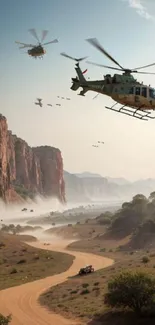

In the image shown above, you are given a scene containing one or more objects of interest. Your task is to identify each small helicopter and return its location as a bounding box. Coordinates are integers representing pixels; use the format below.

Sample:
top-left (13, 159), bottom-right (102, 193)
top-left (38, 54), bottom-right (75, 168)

top-left (15, 29), bottom-right (58, 58)
top-left (35, 98), bottom-right (43, 107)
top-left (61, 39), bottom-right (155, 121)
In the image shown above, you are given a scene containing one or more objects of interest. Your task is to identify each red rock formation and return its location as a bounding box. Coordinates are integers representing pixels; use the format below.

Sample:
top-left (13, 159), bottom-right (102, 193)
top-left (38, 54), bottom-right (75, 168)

top-left (0, 115), bottom-right (66, 204)
top-left (33, 146), bottom-right (66, 203)
top-left (13, 136), bottom-right (43, 194)
top-left (0, 115), bottom-right (11, 201)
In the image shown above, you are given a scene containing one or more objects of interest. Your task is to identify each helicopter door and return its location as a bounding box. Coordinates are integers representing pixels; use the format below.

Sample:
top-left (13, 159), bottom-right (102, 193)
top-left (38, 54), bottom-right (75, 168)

top-left (141, 87), bottom-right (147, 98)
top-left (135, 87), bottom-right (140, 95)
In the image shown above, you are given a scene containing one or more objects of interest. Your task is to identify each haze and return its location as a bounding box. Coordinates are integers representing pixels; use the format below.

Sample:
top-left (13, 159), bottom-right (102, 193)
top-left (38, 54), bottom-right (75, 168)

top-left (1, 0), bottom-right (155, 180)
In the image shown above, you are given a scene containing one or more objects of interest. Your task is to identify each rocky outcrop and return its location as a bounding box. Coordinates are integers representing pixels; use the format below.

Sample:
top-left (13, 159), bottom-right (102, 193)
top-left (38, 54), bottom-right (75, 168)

top-left (0, 114), bottom-right (65, 203)
top-left (33, 146), bottom-right (65, 203)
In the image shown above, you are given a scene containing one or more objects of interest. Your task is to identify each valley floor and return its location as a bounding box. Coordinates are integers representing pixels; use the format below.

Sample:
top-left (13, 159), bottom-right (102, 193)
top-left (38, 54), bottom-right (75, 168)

top-left (39, 235), bottom-right (155, 324)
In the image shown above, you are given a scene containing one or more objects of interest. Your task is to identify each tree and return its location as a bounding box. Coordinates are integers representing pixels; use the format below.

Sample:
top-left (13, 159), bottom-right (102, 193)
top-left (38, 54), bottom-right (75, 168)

top-left (132, 194), bottom-right (148, 202)
top-left (104, 271), bottom-right (155, 314)
top-left (0, 314), bottom-right (11, 325)
top-left (149, 191), bottom-right (155, 201)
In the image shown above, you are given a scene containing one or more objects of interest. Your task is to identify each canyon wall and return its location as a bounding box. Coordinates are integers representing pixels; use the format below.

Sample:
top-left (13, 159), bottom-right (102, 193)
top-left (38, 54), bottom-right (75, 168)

top-left (0, 114), bottom-right (65, 203)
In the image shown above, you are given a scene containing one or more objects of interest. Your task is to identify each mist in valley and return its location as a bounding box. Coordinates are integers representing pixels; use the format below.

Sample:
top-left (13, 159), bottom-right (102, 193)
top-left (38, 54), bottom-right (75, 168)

top-left (0, 191), bottom-right (123, 242)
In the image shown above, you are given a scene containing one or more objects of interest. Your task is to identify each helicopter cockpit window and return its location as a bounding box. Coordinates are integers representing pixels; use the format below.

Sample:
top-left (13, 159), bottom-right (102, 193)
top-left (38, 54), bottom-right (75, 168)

top-left (142, 87), bottom-right (147, 98)
top-left (135, 87), bottom-right (140, 95)
top-left (149, 88), bottom-right (155, 99)
top-left (129, 87), bottom-right (134, 94)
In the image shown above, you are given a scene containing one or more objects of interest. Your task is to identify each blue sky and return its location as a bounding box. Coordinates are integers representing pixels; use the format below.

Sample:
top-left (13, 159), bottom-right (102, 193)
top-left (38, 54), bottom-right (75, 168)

top-left (1, 0), bottom-right (155, 180)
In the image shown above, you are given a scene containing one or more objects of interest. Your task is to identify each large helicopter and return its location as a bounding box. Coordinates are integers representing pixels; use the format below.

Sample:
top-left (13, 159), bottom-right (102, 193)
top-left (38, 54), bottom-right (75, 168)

top-left (15, 29), bottom-right (58, 58)
top-left (61, 39), bottom-right (155, 121)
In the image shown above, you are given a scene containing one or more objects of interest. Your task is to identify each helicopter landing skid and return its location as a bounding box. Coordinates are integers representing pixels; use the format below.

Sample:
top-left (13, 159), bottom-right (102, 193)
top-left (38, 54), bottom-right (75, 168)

top-left (105, 103), bottom-right (155, 121)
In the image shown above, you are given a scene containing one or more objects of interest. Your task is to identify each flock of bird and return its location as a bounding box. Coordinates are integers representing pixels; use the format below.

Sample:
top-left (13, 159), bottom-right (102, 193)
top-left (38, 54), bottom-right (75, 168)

top-left (92, 141), bottom-right (104, 148)
top-left (35, 96), bottom-right (71, 107)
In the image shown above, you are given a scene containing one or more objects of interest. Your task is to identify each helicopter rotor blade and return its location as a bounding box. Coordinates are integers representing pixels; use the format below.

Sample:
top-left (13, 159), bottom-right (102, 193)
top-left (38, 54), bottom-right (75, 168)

top-left (43, 39), bottom-right (58, 45)
top-left (86, 60), bottom-right (123, 71)
top-left (41, 30), bottom-right (49, 43)
top-left (133, 62), bottom-right (155, 71)
top-left (15, 41), bottom-right (34, 48)
top-left (132, 71), bottom-right (155, 75)
top-left (28, 28), bottom-right (40, 43)
top-left (86, 38), bottom-right (124, 70)
top-left (60, 52), bottom-right (88, 62)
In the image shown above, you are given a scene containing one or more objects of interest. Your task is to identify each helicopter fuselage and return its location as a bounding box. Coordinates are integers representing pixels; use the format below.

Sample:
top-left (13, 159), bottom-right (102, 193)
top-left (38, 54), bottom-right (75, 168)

top-left (28, 45), bottom-right (46, 57)
top-left (72, 66), bottom-right (155, 110)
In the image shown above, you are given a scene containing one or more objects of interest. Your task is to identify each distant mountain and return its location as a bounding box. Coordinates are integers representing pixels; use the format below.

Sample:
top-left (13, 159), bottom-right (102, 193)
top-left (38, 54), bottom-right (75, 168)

top-left (106, 177), bottom-right (130, 185)
top-left (64, 171), bottom-right (155, 203)
top-left (75, 172), bottom-right (103, 178)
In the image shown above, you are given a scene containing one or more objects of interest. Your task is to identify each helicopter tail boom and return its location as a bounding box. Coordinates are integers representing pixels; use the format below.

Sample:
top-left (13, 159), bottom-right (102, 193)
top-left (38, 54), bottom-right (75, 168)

top-left (70, 63), bottom-right (88, 95)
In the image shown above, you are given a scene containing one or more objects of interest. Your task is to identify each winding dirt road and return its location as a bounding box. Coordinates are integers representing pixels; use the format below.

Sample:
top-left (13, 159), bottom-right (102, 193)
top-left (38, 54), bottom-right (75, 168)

top-left (0, 239), bottom-right (114, 325)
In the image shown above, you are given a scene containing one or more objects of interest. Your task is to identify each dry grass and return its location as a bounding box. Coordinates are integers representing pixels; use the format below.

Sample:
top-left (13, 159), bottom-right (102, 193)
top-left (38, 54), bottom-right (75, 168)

top-left (0, 231), bottom-right (74, 290)
top-left (45, 221), bottom-right (107, 240)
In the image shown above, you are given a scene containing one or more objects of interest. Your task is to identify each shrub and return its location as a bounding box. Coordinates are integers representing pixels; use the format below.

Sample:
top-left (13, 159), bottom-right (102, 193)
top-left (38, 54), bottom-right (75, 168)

top-left (104, 271), bottom-right (155, 314)
top-left (82, 283), bottom-right (89, 288)
top-left (0, 314), bottom-right (11, 325)
top-left (80, 289), bottom-right (90, 295)
top-left (10, 268), bottom-right (17, 274)
top-left (94, 282), bottom-right (99, 286)
top-left (142, 256), bottom-right (149, 264)
top-left (0, 242), bottom-right (5, 248)
top-left (100, 248), bottom-right (106, 252)
top-left (17, 259), bottom-right (26, 264)
top-left (70, 290), bottom-right (78, 294)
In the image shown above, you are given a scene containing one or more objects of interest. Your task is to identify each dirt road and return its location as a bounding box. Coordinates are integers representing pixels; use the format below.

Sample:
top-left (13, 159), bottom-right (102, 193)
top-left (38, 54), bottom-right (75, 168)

top-left (0, 238), bottom-right (114, 325)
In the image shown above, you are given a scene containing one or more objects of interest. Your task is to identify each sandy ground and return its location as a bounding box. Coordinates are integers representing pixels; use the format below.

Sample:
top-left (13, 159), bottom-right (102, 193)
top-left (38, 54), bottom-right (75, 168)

top-left (0, 238), bottom-right (114, 325)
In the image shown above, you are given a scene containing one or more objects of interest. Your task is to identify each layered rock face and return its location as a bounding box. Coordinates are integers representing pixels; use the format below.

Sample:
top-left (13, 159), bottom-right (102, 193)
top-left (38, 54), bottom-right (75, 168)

top-left (33, 146), bottom-right (65, 202)
top-left (0, 115), bottom-right (65, 203)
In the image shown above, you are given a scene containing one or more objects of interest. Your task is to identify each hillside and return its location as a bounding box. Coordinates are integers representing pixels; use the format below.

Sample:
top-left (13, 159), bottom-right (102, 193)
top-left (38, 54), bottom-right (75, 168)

top-left (64, 170), bottom-right (155, 203)
top-left (0, 231), bottom-right (74, 290)
top-left (0, 114), bottom-right (65, 204)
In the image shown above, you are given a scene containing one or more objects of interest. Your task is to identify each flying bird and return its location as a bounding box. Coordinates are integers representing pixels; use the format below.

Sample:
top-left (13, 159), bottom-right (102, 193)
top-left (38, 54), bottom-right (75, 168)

top-left (35, 98), bottom-right (43, 107)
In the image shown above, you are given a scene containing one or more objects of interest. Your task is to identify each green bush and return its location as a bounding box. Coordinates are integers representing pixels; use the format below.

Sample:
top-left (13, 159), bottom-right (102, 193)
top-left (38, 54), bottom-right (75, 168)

top-left (14, 184), bottom-right (35, 200)
top-left (104, 271), bottom-right (155, 313)
top-left (0, 314), bottom-right (11, 325)
top-left (142, 256), bottom-right (150, 264)
top-left (80, 289), bottom-right (90, 295)
top-left (82, 283), bottom-right (89, 288)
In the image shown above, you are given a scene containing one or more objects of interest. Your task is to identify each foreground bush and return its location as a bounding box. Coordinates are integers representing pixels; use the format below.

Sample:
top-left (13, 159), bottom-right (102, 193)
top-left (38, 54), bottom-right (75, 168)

top-left (104, 271), bottom-right (155, 314)
top-left (0, 314), bottom-right (11, 325)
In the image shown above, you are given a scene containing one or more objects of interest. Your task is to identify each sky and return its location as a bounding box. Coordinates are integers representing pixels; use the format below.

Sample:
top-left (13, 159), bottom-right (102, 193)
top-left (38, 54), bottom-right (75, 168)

top-left (1, 0), bottom-right (155, 181)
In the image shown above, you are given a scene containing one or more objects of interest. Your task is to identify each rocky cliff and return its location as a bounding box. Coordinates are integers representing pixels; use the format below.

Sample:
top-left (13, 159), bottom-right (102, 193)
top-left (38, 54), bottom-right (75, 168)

top-left (0, 114), bottom-right (65, 203)
top-left (64, 171), bottom-right (155, 203)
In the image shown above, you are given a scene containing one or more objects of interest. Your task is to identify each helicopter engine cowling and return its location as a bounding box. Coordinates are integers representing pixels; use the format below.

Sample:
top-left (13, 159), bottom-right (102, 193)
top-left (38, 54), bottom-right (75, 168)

top-left (71, 78), bottom-right (80, 91)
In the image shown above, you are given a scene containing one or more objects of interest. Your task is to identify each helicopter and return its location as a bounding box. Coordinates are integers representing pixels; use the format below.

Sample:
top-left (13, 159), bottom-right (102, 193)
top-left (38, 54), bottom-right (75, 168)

top-left (61, 39), bottom-right (155, 121)
top-left (35, 98), bottom-right (43, 107)
top-left (15, 29), bottom-right (58, 58)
